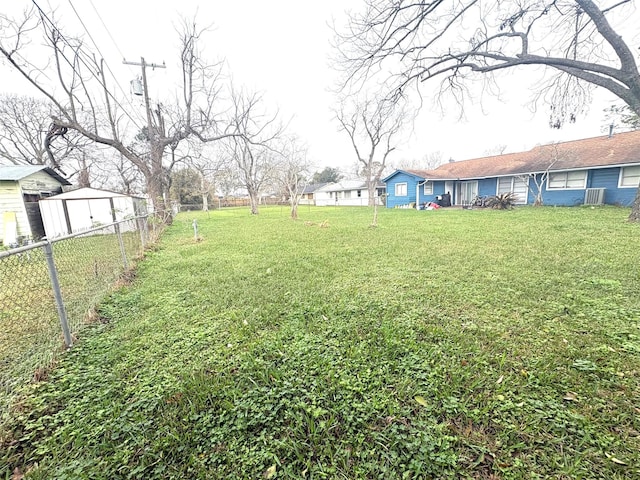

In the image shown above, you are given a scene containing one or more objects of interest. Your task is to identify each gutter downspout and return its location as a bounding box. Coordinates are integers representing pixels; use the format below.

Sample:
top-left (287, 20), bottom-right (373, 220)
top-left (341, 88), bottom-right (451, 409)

top-left (416, 180), bottom-right (427, 210)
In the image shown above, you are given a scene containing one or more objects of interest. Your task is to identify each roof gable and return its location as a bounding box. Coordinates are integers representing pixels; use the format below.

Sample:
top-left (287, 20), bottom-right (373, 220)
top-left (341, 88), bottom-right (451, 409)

top-left (42, 187), bottom-right (142, 200)
top-left (0, 165), bottom-right (71, 185)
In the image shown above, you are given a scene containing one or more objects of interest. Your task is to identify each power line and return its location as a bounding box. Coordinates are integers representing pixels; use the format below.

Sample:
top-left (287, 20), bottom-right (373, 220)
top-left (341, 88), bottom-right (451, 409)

top-left (30, 0), bottom-right (145, 133)
top-left (67, 0), bottom-right (147, 129)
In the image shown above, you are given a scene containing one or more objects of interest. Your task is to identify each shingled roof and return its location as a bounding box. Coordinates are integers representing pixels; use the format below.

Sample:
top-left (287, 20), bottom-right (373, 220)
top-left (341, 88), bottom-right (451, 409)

top-left (406, 130), bottom-right (640, 180)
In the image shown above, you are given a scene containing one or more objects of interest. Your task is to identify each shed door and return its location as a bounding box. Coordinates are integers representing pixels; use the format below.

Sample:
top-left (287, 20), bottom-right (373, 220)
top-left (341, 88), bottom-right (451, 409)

top-left (23, 194), bottom-right (45, 240)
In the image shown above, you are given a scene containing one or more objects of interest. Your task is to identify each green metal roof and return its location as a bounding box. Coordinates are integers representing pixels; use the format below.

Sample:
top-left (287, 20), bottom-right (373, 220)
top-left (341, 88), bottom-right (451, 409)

top-left (0, 165), bottom-right (71, 185)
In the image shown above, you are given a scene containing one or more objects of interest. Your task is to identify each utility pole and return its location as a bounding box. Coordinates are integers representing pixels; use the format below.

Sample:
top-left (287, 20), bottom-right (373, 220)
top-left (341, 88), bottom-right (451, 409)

top-left (123, 58), bottom-right (166, 136)
top-left (123, 57), bottom-right (167, 216)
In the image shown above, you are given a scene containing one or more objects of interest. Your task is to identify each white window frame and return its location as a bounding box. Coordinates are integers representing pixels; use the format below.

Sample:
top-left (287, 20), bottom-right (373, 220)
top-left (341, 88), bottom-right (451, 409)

top-left (619, 166), bottom-right (640, 188)
top-left (423, 182), bottom-right (433, 195)
top-left (395, 182), bottom-right (408, 196)
top-left (344, 190), bottom-right (351, 199)
top-left (547, 170), bottom-right (587, 190)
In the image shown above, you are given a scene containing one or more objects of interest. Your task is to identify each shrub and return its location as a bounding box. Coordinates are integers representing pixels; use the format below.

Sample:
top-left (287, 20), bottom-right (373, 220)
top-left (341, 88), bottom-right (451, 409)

top-left (485, 192), bottom-right (518, 210)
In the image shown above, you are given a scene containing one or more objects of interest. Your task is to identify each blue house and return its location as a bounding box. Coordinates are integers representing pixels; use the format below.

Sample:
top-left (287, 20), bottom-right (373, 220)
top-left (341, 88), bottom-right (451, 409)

top-left (383, 130), bottom-right (640, 208)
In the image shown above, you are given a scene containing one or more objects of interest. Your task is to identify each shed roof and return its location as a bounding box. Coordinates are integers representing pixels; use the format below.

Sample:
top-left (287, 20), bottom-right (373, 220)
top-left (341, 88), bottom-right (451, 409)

top-left (302, 183), bottom-right (329, 194)
top-left (0, 165), bottom-right (71, 185)
top-left (41, 187), bottom-right (143, 200)
top-left (395, 130), bottom-right (640, 181)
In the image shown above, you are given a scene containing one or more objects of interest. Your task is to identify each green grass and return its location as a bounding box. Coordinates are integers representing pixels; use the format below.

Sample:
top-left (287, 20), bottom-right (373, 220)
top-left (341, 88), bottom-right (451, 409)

top-left (2, 206), bottom-right (639, 479)
top-left (0, 229), bottom-right (145, 426)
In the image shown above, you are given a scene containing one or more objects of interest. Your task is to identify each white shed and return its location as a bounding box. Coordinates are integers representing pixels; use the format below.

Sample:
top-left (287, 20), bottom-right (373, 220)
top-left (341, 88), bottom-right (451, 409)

top-left (39, 187), bottom-right (147, 238)
top-left (0, 165), bottom-right (70, 245)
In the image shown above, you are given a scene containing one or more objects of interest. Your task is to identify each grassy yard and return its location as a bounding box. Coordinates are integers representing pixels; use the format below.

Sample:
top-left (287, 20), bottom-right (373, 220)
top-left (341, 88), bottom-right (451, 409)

top-left (2, 205), bottom-right (639, 479)
top-left (0, 230), bottom-right (143, 422)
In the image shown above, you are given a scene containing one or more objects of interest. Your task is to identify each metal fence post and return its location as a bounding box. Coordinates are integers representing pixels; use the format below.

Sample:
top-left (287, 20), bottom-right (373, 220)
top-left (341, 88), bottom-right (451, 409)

top-left (43, 240), bottom-right (73, 348)
top-left (138, 216), bottom-right (146, 251)
top-left (115, 222), bottom-right (128, 269)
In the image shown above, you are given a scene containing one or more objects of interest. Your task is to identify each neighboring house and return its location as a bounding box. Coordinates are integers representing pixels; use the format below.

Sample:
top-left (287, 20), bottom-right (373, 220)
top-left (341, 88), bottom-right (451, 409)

top-left (315, 180), bottom-right (386, 206)
top-left (383, 130), bottom-right (640, 208)
top-left (299, 183), bottom-right (328, 205)
top-left (39, 187), bottom-right (147, 238)
top-left (0, 165), bottom-right (70, 245)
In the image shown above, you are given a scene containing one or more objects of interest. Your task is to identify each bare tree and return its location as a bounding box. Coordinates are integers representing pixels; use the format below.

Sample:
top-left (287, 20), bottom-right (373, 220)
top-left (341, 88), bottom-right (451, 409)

top-left (337, 0), bottom-right (640, 221)
top-left (278, 136), bottom-right (311, 220)
top-left (393, 151), bottom-right (444, 171)
top-left (184, 142), bottom-right (230, 211)
top-left (518, 143), bottom-right (574, 206)
top-left (483, 145), bottom-right (508, 156)
top-left (336, 96), bottom-right (406, 225)
top-left (0, 94), bottom-right (93, 174)
top-left (0, 10), bottom-right (252, 222)
top-left (228, 88), bottom-right (282, 215)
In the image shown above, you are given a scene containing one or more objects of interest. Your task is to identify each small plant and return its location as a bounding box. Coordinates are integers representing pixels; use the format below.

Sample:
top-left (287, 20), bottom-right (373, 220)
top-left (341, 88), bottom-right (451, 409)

top-left (485, 192), bottom-right (518, 210)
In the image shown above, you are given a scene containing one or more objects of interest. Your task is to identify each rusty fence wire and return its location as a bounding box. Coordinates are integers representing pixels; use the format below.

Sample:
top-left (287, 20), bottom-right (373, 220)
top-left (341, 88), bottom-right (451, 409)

top-left (0, 216), bottom-right (157, 425)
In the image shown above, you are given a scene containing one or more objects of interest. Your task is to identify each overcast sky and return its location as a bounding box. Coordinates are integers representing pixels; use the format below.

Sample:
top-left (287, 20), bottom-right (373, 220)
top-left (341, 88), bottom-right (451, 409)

top-left (1, 0), bottom-right (633, 174)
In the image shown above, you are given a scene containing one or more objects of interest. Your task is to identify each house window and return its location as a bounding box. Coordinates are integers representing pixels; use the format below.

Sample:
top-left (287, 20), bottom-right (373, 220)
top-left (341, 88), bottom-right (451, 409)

top-left (497, 176), bottom-right (528, 204)
top-left (344, 190), bottom-right (351, 199)
top-left (357, 190), bottom-right (362, 197)
top-left (395, 182), bottom-right (407, 196)
top-left (548, 171), bottom-right (586, 189)
top-left (423, 182), bottom-right (433, 195)
top-left (620, 166), bottom-right (640, 188)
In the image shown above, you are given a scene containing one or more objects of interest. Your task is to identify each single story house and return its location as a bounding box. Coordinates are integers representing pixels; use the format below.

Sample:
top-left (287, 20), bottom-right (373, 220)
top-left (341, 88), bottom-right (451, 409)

top-left (315, 180), bottom-right (386, 206)
top-left (1, 165), bottom-right (70, 245)
top-left (299, 183), bottom-right (328, 205)
top-left (383, 130), bottom-right (640, 208)
top-left (39, 187), bottom-right (147, 238)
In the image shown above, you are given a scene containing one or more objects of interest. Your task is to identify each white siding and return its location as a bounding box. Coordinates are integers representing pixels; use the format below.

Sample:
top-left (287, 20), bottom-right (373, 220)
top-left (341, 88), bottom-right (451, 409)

top-left (0, 181), bottom-right (31, 241)
top-left (18, 171), bottom-right (64, 193)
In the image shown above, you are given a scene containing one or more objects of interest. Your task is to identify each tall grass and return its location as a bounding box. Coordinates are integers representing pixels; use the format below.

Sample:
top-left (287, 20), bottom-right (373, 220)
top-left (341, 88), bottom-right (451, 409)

top-left (2, 206), bottom-right (639, 479)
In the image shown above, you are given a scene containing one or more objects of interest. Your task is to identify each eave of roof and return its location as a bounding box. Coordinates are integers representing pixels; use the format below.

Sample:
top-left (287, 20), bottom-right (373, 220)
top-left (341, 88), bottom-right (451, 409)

top-left (426, 130), bottom-right (640, 180)
top-left (0, 165), bottom-right (71, 185)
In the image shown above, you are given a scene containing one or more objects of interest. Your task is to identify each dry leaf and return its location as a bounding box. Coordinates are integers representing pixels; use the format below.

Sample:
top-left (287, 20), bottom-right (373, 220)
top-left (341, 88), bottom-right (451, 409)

top-left (605, 452), bottom-right (627, 465)
top-left (496, 375), bottom-right (504, 384)
top-left (563, 392), bottom-right (578, 402)
top-left (264, 464), bottom-right (277, 478)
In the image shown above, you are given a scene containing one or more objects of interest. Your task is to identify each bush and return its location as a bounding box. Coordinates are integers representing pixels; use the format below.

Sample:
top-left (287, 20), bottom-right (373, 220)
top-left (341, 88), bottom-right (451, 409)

top-left (485, 192), bottom-right (518, 209)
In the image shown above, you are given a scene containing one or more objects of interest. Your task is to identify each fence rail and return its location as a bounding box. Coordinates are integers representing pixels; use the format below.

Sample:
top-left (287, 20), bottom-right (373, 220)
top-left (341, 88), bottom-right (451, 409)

top-left (0, 215), bottom-right (156, 424)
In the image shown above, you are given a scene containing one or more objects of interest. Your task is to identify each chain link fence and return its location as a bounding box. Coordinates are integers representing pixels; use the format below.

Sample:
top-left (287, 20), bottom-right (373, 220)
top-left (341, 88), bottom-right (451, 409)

top-left (0, 216), bottom-right (157, 425)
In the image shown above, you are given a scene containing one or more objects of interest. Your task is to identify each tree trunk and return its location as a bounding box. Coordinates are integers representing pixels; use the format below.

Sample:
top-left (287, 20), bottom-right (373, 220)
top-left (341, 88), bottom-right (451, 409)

top-left (146, 173), bottom-right (168, 220)
top-left (290, 202), bottom-right (298, 220)
top-left (367, 182), bottom-right (376, 207)
top-left (77, 154), bottom-right (91, 188)
top-left (202, 194), bottom-right (209, 211)
top-left (248, 187), bottom-right (260, 215)
top-left (629, 187), bottom-right (640, 222)
top-left (371, 201), bottom-right (379, 227)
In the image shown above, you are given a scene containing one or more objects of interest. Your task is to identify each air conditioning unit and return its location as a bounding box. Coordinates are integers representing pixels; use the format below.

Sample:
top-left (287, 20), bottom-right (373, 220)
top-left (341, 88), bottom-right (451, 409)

top-left (584, 188), bottom-right (605, 205)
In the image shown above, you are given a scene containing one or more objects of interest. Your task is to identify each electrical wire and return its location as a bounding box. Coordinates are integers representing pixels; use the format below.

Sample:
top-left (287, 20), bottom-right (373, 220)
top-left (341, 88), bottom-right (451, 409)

top-left (68, 0), bottom-right (148, 128)
top-left (30, 0), bottom-right (146, 132)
